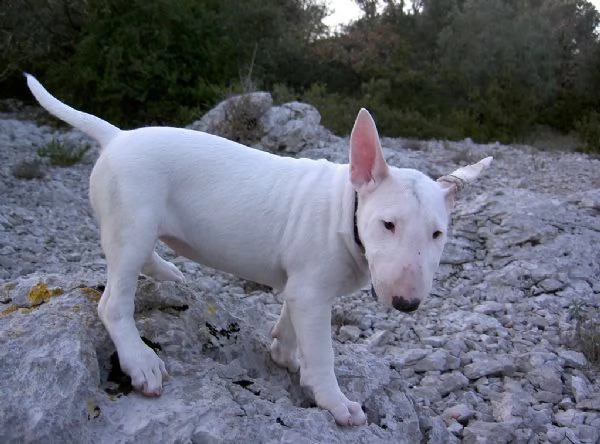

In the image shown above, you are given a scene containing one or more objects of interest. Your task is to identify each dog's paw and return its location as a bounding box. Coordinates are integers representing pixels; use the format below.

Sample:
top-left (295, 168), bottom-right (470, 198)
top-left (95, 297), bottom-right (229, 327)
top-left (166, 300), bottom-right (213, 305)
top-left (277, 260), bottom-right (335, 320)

top-left (120, 344), bottom-right (169, 396)
top-left (143, 255), bottom-right (186, 283)
top-left (166, 264), bottom-right (186, 283)
top-left (270, 339), bottom-right (300, 373)
top-left (319, 394), bottom-right (367, 427)
top-left (330, 399), bottom-right (367, 426)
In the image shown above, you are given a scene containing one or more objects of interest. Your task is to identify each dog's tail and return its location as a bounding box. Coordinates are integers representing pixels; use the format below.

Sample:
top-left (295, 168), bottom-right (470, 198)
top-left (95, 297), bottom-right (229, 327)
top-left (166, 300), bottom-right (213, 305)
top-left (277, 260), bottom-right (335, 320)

top-left (24, 73), bottom-right (120, 148)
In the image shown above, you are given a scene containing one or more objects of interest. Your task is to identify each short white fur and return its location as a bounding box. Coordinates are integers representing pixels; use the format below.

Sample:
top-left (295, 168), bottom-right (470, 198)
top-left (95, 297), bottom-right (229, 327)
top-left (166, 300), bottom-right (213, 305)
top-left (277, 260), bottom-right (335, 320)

top-left (25, 73), bottom-right (492, 426)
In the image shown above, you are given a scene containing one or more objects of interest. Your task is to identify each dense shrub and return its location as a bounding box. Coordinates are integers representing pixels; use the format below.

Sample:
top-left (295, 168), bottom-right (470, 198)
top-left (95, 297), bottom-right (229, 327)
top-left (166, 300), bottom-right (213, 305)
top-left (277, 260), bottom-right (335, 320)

top-left (575, 111), bottom-right (600, 153)
top-left (2, 0), bottom-right (600, 147)
top-left (1, 0), bottom-right (326, 126)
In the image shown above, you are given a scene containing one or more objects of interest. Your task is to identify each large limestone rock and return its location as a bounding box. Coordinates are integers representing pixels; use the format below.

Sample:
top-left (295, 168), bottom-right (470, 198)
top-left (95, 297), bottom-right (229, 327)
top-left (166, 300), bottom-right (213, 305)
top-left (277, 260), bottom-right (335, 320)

top-left (187, 93), bottom-right (337, 153)
top-left (1, 103), bottom-right (599, 443)
top-left (0, 274), bottom-right (423, 443)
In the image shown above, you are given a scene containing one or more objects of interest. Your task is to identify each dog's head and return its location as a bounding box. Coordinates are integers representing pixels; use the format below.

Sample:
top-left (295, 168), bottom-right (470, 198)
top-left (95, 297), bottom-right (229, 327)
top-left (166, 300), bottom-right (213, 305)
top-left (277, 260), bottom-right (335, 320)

top-left (350, 109), bottom-right (492, 312)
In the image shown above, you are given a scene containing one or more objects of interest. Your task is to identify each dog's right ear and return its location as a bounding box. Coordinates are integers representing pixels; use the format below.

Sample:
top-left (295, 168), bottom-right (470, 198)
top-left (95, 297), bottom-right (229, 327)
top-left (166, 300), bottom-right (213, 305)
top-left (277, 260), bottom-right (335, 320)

top-left (437, 156), bottom-right (493, 212)
top-left (349, 108), bottom-right (389, 190)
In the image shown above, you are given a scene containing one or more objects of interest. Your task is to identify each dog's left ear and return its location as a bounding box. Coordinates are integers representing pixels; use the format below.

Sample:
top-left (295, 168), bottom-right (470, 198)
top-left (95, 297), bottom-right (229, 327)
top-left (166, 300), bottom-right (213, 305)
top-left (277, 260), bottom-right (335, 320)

top-left (438, 157), bottom-right (493, 211)
top-left (349, 108), bottom-right (389, 190)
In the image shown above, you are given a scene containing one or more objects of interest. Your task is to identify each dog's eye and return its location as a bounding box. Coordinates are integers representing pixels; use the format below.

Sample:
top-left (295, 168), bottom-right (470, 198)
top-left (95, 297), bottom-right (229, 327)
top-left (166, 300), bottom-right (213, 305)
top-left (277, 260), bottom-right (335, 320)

top-left (433, 230), bottom-right (443, 239)
top-left (383, 221), bottom-right (395, 232)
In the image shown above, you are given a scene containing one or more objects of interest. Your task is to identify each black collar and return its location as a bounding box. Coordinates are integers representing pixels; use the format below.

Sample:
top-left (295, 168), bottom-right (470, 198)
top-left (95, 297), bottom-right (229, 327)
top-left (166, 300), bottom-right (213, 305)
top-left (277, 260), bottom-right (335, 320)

top-left (353, 192), bottom-right (364, 253)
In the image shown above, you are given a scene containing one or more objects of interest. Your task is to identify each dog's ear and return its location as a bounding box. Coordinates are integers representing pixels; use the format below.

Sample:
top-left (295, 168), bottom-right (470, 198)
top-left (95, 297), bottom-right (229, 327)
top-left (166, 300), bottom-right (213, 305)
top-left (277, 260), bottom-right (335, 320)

top-left (349, 108), bottom-right (389, 189)
top-left (437, 156), bottom-right (493, 211)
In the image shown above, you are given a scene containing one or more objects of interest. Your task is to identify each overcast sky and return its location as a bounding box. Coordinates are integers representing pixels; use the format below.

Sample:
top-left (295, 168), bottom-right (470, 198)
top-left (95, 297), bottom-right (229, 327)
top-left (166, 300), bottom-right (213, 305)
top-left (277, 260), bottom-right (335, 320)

top-left (324, 0), bottom-right (362, 28)
top-left (324, 0), bottom-right (600, 28)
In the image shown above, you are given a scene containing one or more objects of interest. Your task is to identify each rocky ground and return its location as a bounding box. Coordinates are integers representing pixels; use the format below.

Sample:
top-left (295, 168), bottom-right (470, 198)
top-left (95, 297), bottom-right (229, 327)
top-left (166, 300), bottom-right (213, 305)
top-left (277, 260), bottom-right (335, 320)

top-left (1, 98), bottom-right (599, 443)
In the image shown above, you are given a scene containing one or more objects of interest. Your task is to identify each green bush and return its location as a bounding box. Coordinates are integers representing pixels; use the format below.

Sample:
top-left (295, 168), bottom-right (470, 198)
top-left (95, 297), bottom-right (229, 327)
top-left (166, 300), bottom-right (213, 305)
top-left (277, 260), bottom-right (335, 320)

top-left (568, 300), bottom-right (600, 365)
top-left (45, 0), bottom-right (228, 126)
top-left (36, 138), bottom-right (90, 166)
top-left (300, 83), bottom-right (361, 136)
top-left (212, 94), bottom-right (267, 146)
top-left (575, 111), bottom-right (600, 153)
top-left (12, 158), bottom-right (46, 179)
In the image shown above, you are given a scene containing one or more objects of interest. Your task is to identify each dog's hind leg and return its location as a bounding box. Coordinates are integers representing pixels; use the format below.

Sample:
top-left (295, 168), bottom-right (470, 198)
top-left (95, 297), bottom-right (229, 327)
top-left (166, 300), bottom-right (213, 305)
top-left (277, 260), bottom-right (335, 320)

top-left (270, 301), bottom-right (300, 373)
top-left (142, 251), bottom-right (185, 283)
top-left (97, 217), bottom-right (169, 396)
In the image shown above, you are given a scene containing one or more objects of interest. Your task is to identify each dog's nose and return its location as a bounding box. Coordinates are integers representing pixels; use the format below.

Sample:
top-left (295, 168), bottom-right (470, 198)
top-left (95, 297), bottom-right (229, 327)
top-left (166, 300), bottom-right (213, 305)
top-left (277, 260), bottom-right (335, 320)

top-left (392, 296), bottom-right (420, 313)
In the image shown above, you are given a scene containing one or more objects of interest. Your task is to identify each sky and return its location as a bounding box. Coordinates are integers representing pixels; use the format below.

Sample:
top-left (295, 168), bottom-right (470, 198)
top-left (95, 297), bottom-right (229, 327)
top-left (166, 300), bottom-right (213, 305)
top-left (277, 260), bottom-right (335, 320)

top-left (323, 0), bottom-right (362, 28)
top-left (324, 0), bottom-right (600, 28)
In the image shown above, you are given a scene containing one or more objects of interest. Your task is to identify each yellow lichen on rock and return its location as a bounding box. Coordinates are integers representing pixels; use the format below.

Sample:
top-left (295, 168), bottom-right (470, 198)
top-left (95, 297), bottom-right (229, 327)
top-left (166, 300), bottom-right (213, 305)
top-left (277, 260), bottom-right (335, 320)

top-left (0, 304), bottom-right (18, 317)
top-left (79, 287), bottom-right (102, 302)
top-left (27, 282), bottom-right (64, 306)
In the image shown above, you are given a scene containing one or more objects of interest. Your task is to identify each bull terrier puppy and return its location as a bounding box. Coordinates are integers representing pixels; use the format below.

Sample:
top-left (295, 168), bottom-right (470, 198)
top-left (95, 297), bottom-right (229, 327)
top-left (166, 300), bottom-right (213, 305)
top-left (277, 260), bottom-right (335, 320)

top-left (26, 74), bottom-right (492, 426)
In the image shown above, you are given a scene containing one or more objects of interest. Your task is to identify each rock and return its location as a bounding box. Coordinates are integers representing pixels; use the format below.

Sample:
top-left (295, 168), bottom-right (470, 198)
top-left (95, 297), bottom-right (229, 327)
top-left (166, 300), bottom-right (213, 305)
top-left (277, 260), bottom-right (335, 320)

top-left (338, 324), bottom-right (361, 342)
top-left (577, 395), bottom-right (600, 411)
top-left (1, 103), bottom-right (600, 443)
top-left (554, 409), bottom-right (585, 427)
top-left (187, 96), bottom-right (337, 154)
top-left (527, 367), bottom-right (563, 395)
top-left (462, 421), bottom-right (517, 443)
top-left (413, 349), bottom-right (460, 372)
top-left (389, 348), bottom-right (431, 368)
top-left (463, 355), bottom-right (516, 380)
top-left (442, 403), bottom-right (475, 425)
top-left (260, 102), bottom-right (337, 153)
top-left (558, 350), bottom-right (588, 369)
top-left (568, 374), bottom-right (593, 404)
top-left (492, 392), bottom-right (530, 422)
top-left (0, 285), bottom-right (101, 443)
top-left (0, 274), bottom-right (421, 443)
top-left (187, 92), bottom-right (273, 136)
top-left (546, 425), bottom-right (567, 443)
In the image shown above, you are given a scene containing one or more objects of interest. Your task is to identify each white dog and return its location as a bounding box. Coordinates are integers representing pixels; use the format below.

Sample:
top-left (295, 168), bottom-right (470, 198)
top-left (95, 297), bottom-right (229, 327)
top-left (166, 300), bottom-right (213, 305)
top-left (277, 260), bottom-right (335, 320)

top-left (26, 74), bottom-right (491, 426)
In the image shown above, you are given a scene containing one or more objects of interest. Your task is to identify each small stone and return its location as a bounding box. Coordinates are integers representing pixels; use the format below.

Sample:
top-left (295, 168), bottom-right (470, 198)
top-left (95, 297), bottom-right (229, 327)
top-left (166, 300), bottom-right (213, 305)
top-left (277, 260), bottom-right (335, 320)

top-left (463, 356), bottom-right (516, 379)
top-left (389, 348), bottom-right (431, 368)
top-left (462, 421), bottom-right (517, 443)
top-left (422, 336), bottom-right (447, 347)
top-left (492, 392), bottom-right (529, 422)
top-left (526, 367), bottom-right (563, 394)
top-left (442, 404), bottom-right (475, 426)
top-left (365, 329), bottom-right (394, 348)
top-left (554, 409), bottom-right (585, 427)
top-left (438, 372), bottom-right (470, 396)
top-left (413, 349), bottom-right (460, 372)
top-left (338, 324), bottom-right (361, 342)
top-left (558, 350), bottom-right (588, 369)
top-left (447, 420), bottom-right (464, 437)
top-left (558, 397), bottom-right (575, 410)
top-left (546, 425), bottom-right (567, 443)
top-left (473, 301), bottom-right (504, 314)
top-left (576, 395), bottom-right (600, 411)
top-left (569, 374), bottom-right (592, 403)
top-left (577, 424), bottom-right (600, 443)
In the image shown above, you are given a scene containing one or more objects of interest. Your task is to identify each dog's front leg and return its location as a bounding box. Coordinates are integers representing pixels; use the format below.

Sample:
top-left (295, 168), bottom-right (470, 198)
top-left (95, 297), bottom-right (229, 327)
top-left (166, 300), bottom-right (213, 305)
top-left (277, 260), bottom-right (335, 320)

top-left (284, 286), bottom-right (367, 426)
